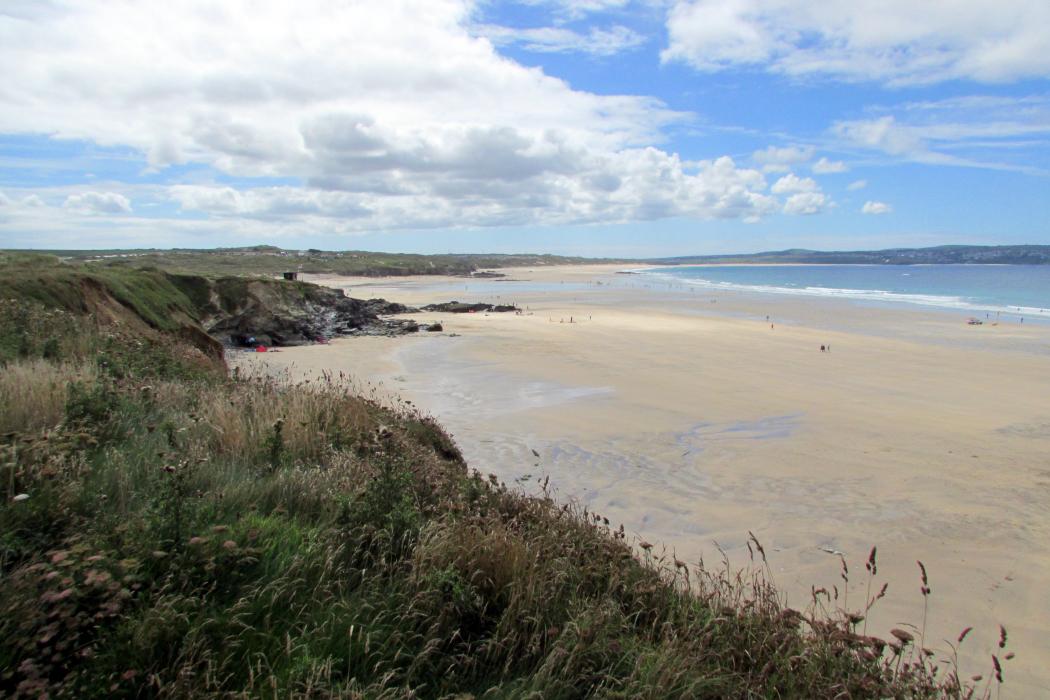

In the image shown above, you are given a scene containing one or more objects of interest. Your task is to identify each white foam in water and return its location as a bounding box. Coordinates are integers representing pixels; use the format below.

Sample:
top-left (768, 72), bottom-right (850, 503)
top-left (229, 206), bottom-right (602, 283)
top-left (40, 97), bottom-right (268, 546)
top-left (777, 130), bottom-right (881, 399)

top-left (639, 270), bottom-right (1050, 317)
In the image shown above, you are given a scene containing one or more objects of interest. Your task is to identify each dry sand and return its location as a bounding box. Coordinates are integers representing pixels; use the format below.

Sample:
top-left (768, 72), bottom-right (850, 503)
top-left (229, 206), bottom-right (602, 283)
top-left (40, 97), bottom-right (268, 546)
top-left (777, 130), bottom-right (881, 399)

top-left (237, 264), bottom-right (1050, 693)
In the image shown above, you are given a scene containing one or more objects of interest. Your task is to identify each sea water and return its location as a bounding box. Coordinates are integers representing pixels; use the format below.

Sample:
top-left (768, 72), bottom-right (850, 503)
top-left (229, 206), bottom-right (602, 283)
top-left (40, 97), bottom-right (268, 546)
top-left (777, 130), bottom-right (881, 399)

top-left (636, 265), bottom-right (1050, 318)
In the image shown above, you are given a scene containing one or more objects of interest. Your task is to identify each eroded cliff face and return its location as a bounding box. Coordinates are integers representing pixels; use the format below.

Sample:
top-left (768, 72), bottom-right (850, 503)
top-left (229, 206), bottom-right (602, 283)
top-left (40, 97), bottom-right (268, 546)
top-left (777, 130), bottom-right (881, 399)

top-left (164, 274), bottom-right (423, 348)
top-left (58, 274), bottom-right (226, 365)
top-left (0, 260), bottom-right (422, 361)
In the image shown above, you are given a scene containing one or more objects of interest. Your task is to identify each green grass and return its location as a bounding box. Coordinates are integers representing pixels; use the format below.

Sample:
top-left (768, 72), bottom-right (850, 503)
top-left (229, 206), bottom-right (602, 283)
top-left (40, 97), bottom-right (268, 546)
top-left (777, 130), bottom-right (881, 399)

top-left (0, 254), bottom-right (201, 332)
top-left (6, 246), bottom-right (629, 278)
top-left (0, 296), bottom-right (995, 698)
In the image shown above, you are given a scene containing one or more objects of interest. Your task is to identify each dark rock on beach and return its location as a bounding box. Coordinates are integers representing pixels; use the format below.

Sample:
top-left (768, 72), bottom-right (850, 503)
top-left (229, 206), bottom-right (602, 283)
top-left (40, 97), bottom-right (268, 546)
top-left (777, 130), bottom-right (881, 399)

top-left (421, 301), bottom-right (519, 313)
top-left (344, 318), bottom-right (421, 337)
top-left (194, 277), bottom-right (421, 347)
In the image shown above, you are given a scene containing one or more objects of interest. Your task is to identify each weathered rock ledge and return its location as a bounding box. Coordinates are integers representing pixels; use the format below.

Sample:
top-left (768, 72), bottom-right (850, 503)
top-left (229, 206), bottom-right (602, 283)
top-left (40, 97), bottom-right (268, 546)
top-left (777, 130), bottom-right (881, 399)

top-left (420, 301), bottom-right (519, 313)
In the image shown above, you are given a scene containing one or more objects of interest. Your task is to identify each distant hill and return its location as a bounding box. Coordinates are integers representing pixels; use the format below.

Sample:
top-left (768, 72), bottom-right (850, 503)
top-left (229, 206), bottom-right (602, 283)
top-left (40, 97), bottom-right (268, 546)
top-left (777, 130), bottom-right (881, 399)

top-left (652, 245), bottom-right (1050, 266)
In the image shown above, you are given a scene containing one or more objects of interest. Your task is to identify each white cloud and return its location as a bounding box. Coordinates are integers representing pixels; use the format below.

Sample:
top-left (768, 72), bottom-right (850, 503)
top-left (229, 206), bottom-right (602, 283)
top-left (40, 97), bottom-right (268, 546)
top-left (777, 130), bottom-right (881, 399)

top-left (752, 145), bottom-right (814, 172)
top-left (769, 173), bottom-right (829, 214)
top-left (169, 152), bottom-right (781, 229)
top-left (0, 0), bottom-right (817, 238)
top-left (0, 190), bottom-right (49, 216)
top-left (662, 0), bottom-right (1050, 85)
top-left (861, 200), bottom-right (892, 215)
top-left (62, 191), bottom-right (132, 215)
top-left (771, 173), bottom-right (818, 194)
top-left (847, 179), bottom-right (868, 191)
top-left (831, 95), bottom-right (1050, 172)
top-left (833, 116), bottom-right (928, 157)
top-left (783, 192), bottom-right (827, 216)
top-left (168, 186), bottom-right (370, 221)
top-left (811, 156), bottom-right (847, 174)
top-left (516, 0), bottom-right (632, 20)
top-left (478, 24), bottom-right (645, 56)
top-left (0, 0), bottom-right (831, 238)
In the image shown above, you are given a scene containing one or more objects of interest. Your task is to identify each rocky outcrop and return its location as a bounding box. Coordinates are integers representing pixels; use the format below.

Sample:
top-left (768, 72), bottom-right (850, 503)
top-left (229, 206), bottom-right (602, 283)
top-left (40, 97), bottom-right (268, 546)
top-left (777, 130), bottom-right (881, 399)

top-left (181, 276), bottom-right (422, 347)
top-left (420, 301), bottom-right (519, 313)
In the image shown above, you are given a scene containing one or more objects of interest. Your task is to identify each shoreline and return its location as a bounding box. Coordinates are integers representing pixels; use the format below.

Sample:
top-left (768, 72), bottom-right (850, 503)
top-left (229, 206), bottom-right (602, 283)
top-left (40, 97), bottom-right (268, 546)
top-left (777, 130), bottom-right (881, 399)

top-left (242, 264), bottom-right (1050, 694)
top-left (629, 266), bottom-right (1050, 321)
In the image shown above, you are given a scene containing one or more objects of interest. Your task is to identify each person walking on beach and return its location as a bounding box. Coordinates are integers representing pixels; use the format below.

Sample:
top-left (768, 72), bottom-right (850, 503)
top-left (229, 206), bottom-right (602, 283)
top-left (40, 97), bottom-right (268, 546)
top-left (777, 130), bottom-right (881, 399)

top-left (820, 345), bottom-right (825, 352)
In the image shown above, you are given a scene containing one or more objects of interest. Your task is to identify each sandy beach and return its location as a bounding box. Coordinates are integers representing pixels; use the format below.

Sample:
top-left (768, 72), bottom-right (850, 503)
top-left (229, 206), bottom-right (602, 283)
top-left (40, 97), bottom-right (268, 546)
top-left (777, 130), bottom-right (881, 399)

top-left (237, 264), bottom-right (1050, 694)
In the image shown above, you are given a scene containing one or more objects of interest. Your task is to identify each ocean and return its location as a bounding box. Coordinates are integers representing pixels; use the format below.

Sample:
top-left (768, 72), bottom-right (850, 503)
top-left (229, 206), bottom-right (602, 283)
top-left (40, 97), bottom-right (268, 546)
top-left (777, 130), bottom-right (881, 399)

top-left (635, 264), bottom-right (1050, 318)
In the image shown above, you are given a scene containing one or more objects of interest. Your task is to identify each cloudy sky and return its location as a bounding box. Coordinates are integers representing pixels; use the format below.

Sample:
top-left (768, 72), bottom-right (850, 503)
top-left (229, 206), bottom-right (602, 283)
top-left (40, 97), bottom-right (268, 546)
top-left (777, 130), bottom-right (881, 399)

top-left (1, 0), bottom-right (1048, 255)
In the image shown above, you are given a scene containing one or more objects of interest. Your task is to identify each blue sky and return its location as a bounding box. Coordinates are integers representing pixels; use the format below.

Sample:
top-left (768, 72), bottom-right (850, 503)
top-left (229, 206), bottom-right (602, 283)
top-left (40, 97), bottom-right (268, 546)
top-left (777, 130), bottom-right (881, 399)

top-left (0, 0), bottom-right (1048, 256)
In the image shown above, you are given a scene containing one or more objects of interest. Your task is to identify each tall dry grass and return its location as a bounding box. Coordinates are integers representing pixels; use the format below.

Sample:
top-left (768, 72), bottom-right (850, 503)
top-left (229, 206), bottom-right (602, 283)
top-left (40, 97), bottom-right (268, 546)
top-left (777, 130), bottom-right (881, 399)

top-left (189, 373), bottom-right (377, 466)
top-left (0, 359), bottom-right (96, 434)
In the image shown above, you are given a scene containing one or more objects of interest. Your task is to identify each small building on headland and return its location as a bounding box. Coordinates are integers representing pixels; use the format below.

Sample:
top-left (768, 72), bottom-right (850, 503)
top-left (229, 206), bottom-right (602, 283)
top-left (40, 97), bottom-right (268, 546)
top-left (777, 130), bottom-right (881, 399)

top-left (282, 271), bottom-right (299, 281)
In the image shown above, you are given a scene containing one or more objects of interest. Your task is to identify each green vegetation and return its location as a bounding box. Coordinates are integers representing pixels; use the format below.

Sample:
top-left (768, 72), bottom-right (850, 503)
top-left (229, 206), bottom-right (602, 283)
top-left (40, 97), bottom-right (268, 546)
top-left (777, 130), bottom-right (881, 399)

top-left (18, 246), bottom-right (624, 278)
top-left (0, 252), bottom-right (202, 333)
top-left (0, 264), bottom-right (999, 698)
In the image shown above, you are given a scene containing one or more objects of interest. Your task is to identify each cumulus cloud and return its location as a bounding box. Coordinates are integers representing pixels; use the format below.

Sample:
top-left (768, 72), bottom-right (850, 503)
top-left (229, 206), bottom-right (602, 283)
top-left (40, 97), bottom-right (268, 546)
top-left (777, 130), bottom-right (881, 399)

top-left (771, 173), bottom-right (818, 194)
top-left (752, 145), bottom-right (814, 173)
top-left (783, 192), bottom-right (827, 215)
top-left (169, 186), bottom-right (370, 221)
top-left (861, 200), bottom-right (892, 215)
top-left (812, 157), bottom-right (847, 174)
top-left (0, 0), bottom-right (815, 235)
top-left (62, 192), bottom-right (132, 215)
top-left (769, 173), bottom-right (828, 214)
top-left (662, 0), bottom-right (1050, 85)
top-left (0, 191), bottom-right (48, 215)
top-left (847, 179), bottom-right (868, 191)
top-left (170, 152), bottom-right (781, 229)
top-left (477, 24), bottom-right (645, 56)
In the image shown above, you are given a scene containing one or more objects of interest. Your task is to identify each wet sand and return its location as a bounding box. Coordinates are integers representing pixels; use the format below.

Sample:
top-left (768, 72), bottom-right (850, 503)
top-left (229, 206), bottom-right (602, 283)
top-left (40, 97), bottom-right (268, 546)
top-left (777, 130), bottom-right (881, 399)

top-left (237, 264), bottom-right (1050, 693)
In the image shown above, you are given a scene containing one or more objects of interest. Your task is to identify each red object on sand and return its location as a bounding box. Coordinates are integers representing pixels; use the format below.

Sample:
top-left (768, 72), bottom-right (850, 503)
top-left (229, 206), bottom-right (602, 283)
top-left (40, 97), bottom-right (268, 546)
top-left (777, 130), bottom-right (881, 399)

top-left (256, 346), bottom-right (268, 352)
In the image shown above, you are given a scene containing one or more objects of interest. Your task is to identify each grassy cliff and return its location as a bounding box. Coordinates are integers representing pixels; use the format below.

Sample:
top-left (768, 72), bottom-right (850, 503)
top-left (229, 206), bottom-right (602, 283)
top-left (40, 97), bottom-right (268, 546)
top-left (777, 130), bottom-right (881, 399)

top-left (22, 246), bottom-right (621, 278)
top-left (0, 253), bottom-right (413, 351)
top-left (0, 262), bottom-right (989, 698)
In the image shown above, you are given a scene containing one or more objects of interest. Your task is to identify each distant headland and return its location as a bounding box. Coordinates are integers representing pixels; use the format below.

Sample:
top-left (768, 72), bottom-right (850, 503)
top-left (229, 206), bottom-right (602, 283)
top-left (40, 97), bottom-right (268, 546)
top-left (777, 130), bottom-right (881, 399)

top-left (651, 244), bottom-right (1050, 266)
